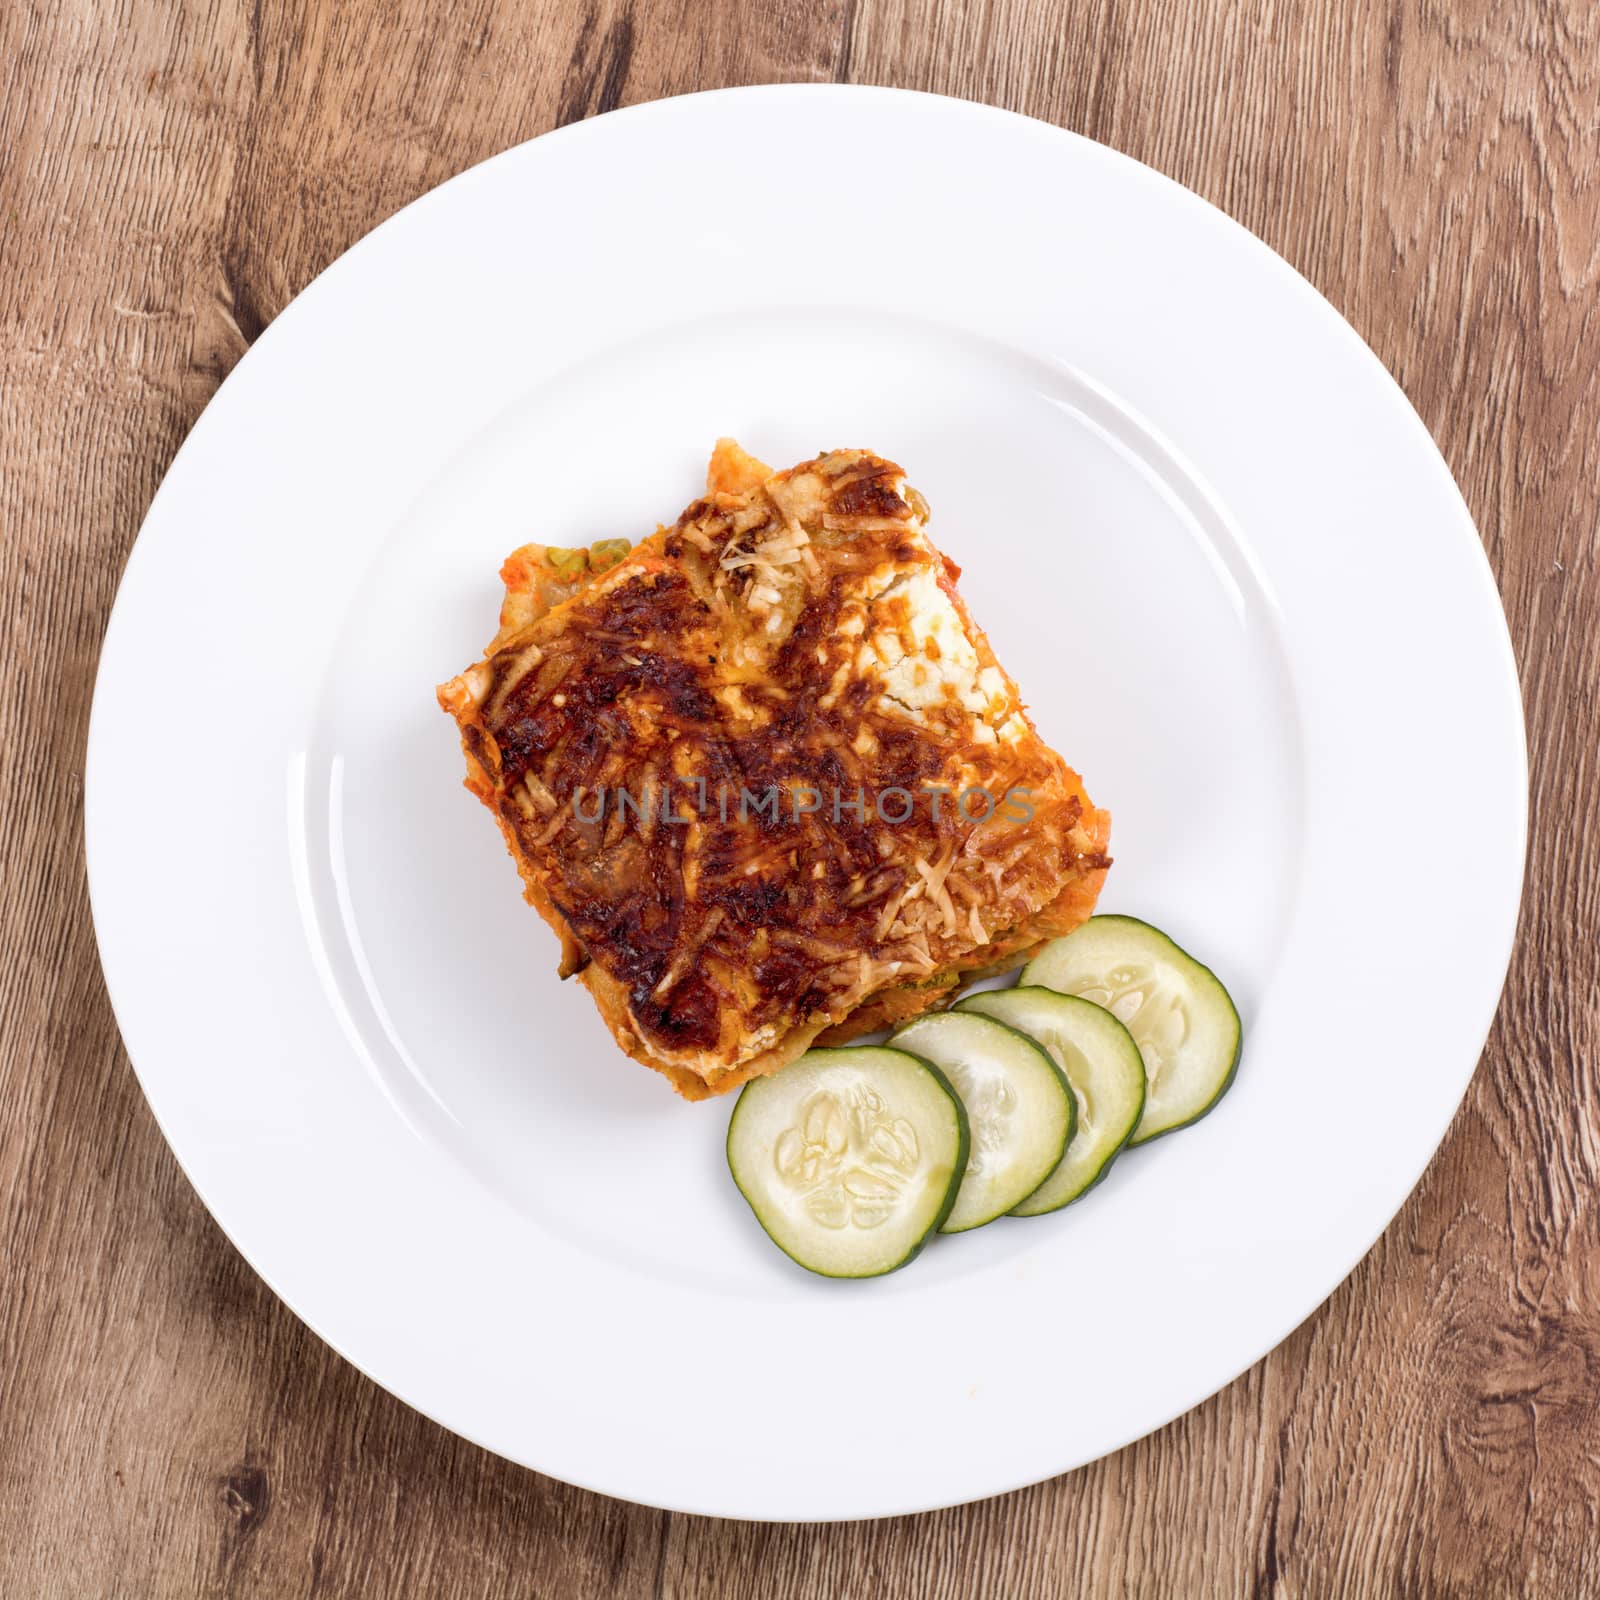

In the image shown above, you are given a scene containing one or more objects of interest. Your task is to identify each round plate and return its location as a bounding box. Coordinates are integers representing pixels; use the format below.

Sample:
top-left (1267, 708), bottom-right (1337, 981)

top-left (86, 86), bottom-right (1526, 1520)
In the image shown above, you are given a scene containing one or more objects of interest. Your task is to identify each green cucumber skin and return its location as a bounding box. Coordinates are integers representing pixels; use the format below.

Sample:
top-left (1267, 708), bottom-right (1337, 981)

top-left (956, 988), bottom-right (1143, 1216)
top-left (1076, 1011), bottom-right (1145, 1197)
top-left (956, 1015), bottom-right (1075, 1224)
top-left (1013, 1078), bottom-right (1139, 1212)
top-left (725, 1048), bottom-right (971, 1280)
top-left (1001, 992), bottom-right (1145, 1214)
top-left (1100, 917), bottom-right (1241, 1146)
top-left (894, 1015), bottom-right (1077, 1232)
top-left (890, 1048), bottom-right (976, 1239)
top-left (1126, 1020), bottom-right (1241, 1146)
top-left (1025, 914), bottom-right (1244, 1148)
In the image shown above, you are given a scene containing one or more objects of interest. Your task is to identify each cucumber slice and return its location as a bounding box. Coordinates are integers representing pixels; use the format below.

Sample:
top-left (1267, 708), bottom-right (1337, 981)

top-left (1023, 916), bottom-right (1241, 1144)
top-left (956, 988), bottom-right (1145, 1213)
top-left (726, 1047), bottom-right (969, 1278)
top-left (891, 1012), bottom-right (1075, 1232)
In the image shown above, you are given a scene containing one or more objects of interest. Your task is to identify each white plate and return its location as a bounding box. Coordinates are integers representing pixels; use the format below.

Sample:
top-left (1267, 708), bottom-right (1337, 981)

top-left (86, 86), bottom-right (1526, 1520)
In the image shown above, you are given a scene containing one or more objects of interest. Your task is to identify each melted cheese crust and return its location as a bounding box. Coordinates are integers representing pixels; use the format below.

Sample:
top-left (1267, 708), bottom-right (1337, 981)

top-left (438, 444), bottom-right (1111, 1098)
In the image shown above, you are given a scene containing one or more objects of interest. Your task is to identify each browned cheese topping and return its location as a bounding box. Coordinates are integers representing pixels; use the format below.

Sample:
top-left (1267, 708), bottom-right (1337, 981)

top-left (439, 444), bottom-right (1110, 1098)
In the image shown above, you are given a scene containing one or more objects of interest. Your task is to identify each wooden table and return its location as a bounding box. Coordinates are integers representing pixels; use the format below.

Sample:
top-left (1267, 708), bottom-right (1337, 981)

top-left (4, 1), bottom-right (1595, 1592)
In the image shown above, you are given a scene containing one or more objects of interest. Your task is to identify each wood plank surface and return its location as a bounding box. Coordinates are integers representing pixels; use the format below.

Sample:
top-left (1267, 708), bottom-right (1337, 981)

top-left (2, 0), bottom-right (1596, 1593)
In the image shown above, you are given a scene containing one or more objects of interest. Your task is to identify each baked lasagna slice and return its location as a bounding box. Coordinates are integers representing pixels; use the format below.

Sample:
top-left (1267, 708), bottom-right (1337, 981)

top-left (438, 442), bottom-right (1111, 1099)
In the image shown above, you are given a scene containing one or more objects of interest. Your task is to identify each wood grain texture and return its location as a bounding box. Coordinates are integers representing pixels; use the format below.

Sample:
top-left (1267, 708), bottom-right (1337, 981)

top-left (1, 0), bottom-right (1595, 1593)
